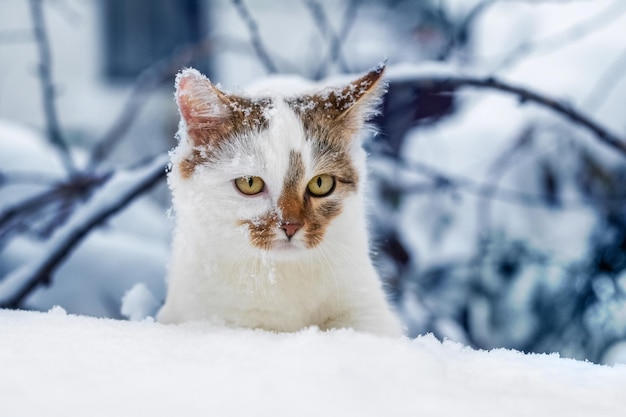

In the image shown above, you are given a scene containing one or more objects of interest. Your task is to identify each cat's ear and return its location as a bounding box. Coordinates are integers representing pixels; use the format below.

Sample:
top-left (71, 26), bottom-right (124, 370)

top-left (333, 63), bottom-right (387, 121)
top-left (290, 64), bottom-right (386, 140)
top-left (175, 68), bottom-right (233, 147)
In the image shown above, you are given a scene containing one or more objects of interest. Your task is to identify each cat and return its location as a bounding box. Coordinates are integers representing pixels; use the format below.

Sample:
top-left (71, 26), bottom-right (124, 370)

top-left (156, 64), bottom-right (404, 337)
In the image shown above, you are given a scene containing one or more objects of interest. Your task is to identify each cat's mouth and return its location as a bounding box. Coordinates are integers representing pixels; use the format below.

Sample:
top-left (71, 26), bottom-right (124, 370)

top-left (270, 237), bottom-right (307, 253)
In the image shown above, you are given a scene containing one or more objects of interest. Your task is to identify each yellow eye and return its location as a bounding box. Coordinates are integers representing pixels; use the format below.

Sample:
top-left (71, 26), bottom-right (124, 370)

top-left (235, 176), bottom-right (265, 195)
top-left (307, 174), bottom-right (335, 197)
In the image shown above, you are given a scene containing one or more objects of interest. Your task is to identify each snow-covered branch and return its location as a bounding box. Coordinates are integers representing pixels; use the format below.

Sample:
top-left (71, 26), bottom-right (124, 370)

top-left (0, 154), bottom-right (169, 308)
top-left (387, 67), bottom-right (626, 157)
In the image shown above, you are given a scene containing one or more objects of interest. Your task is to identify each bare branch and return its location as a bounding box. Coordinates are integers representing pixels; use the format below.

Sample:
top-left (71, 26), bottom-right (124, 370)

top-left (88, 40), bottom-right (215, 167)
top-left (391, 155), bottom-right (626, 208)
top-left (0, 172), bottom-right (108, 244)
top-left (230, 0), bottom-right (278, 74)
top-left (394, 156), bottom-right (561, 207)
top-left (29, 0), bottom-right (76, 174)
top-left (0, 154), bottom-right (169, 308)
top-left (388, 73), bottom-right (626, 157)
top-left (304, 0), bottom-right (357, 78)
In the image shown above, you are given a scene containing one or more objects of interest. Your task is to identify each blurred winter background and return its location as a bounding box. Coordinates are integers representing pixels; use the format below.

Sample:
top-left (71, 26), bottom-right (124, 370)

top-left (1, 0), bottom-right (626, 365)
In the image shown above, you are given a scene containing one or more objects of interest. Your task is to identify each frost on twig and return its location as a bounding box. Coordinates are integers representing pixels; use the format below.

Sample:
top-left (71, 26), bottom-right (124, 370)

top-left (0, 154), bottom-right (169, 308)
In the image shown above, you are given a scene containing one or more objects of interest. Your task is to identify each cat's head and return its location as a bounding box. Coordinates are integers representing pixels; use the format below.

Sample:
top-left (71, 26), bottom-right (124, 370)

top-left (170, 65), bottom-right (386, 258)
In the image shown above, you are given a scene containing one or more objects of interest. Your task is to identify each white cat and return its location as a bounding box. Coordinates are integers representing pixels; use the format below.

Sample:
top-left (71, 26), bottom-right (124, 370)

top-left (157, 65), bottom-right (404, 337)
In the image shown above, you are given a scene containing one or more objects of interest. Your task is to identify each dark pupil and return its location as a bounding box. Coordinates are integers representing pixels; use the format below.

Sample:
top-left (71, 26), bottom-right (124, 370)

top-left (248, 177), bottom-right (254, 188)
top-left (317, 177), bottom-right (322, 187)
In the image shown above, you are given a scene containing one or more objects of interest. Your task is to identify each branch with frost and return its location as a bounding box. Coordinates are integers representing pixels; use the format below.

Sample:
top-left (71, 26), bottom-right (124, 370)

top-left (29, 0), bottom-right (76, 175)
top-left (230, 0), bottom-right (278, 74)
top-left (0, 172), bottom-right (107, 244)
top-left (0, 154), bottom-right (169, 309)
top-left (386, 66), bottom-right (626, 157)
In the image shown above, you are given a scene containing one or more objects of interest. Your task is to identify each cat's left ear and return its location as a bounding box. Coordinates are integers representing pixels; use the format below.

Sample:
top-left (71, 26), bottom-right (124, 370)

top-left (175, 68), bottom-right (234, 147)
top-left (291, 63), bottom-right (387, 134)
top-left (334, 62), bottom-right (387, 121)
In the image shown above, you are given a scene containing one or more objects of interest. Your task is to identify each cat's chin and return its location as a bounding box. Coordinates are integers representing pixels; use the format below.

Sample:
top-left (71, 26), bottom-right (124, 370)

top-left (264, 240), bottom-right (308, 260)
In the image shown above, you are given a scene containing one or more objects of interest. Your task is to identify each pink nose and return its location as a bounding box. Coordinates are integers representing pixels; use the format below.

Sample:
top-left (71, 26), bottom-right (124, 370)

top-left (280, 222), bottom-right (302, 238)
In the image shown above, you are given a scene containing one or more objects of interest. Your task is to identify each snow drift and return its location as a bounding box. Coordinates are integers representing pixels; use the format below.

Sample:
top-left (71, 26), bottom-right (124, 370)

top-left (1, 308), bottom-right (625, 417)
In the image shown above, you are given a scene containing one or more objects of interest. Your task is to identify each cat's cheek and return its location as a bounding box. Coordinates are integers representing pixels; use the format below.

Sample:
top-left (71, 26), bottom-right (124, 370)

top-left (302, 199), bottom-right (345, 248)
top-left (237, 212), bottom-right (279, 250)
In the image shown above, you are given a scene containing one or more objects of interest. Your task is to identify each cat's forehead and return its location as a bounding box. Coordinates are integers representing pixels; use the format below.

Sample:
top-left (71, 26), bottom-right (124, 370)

top-left (222, 97), bottom-right (346, 169)
top-left (227, 99), bottom-right (317, 183)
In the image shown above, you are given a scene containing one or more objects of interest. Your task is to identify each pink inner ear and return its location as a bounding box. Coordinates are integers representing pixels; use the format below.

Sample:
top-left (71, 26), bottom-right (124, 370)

top-left (175, 69), bottom-right (235, 146)
top-left (177, 77), bottom-right (196, 125)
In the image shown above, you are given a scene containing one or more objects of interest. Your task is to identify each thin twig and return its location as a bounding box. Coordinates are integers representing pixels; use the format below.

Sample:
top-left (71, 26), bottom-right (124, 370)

top-left (583, 46), bottom-right (626, 113)
top-left (88, 40), bottom-right (214, 167)
top-left (305, 0), bottom-right (357, 78)
top-left (29, 0), bottom-right (76, 175)
top-left (388, 153), bottom-right (626, 209)
top-left (488, 0), bottom-right (626, 71)
top-left (0, 154), bottom-right (169, 308)
top-left (394, 156), bottom-right (559, 207)
top-left (230, 0), bottom-right (278, 74)
top-left (388, 73), bottom-right (626, 157)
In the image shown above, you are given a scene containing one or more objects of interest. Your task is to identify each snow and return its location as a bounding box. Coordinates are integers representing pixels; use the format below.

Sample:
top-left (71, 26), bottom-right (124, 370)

top-left (0, 120), bottom-right (170, 317)
top-left (0, 153), bottom-right (169, 306)
top-left (1, 308), bottom-right (625, 417)
top-left (391, 0), bottom-right (626, 272)
top-left (120, 282), bottom-right (160, 321)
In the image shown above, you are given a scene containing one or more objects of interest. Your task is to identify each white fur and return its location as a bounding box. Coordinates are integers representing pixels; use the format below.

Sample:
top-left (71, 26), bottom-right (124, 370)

top-left (158, 85), bottom-right (403, 337)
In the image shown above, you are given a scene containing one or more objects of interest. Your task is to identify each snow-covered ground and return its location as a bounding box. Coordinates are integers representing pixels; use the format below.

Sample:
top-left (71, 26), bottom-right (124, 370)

top-left (1, 307), bottom-right (625, 417)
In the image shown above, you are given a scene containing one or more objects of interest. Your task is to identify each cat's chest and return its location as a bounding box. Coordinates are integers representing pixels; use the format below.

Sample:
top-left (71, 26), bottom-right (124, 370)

top-left (210, 258), bottom-right (343, 315)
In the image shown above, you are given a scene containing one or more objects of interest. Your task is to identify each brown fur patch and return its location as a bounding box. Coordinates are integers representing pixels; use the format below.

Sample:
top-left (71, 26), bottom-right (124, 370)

top-left (177, 74), bottom-right (272, 178)
top-left (240, 149), bottom-right (352, 250)
top-left (239, 68), bottom-right (385, 250)
top-left (277, 151), bottom-right (306, 223)
top-left (224, 68), bottom-right (384, 250)
top-left (287, 66), bottom-right (384, 151)
top-left (239, 212), bottom-right (279, 251)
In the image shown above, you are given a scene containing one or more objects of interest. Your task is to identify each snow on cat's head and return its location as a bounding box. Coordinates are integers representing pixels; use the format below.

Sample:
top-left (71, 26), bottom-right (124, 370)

top-left (169, 65), bottom-right (385, 258)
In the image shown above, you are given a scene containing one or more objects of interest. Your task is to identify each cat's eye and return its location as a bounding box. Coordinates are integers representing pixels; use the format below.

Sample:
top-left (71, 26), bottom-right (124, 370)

top-left (307, 174), bottom-right (335, 197)
top-left (235, 176), bottom-right (265, 195)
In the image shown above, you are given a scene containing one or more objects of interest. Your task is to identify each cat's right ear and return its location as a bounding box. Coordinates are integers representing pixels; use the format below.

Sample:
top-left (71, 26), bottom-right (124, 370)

top-left (175, 68), bottom-right (233, 147)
